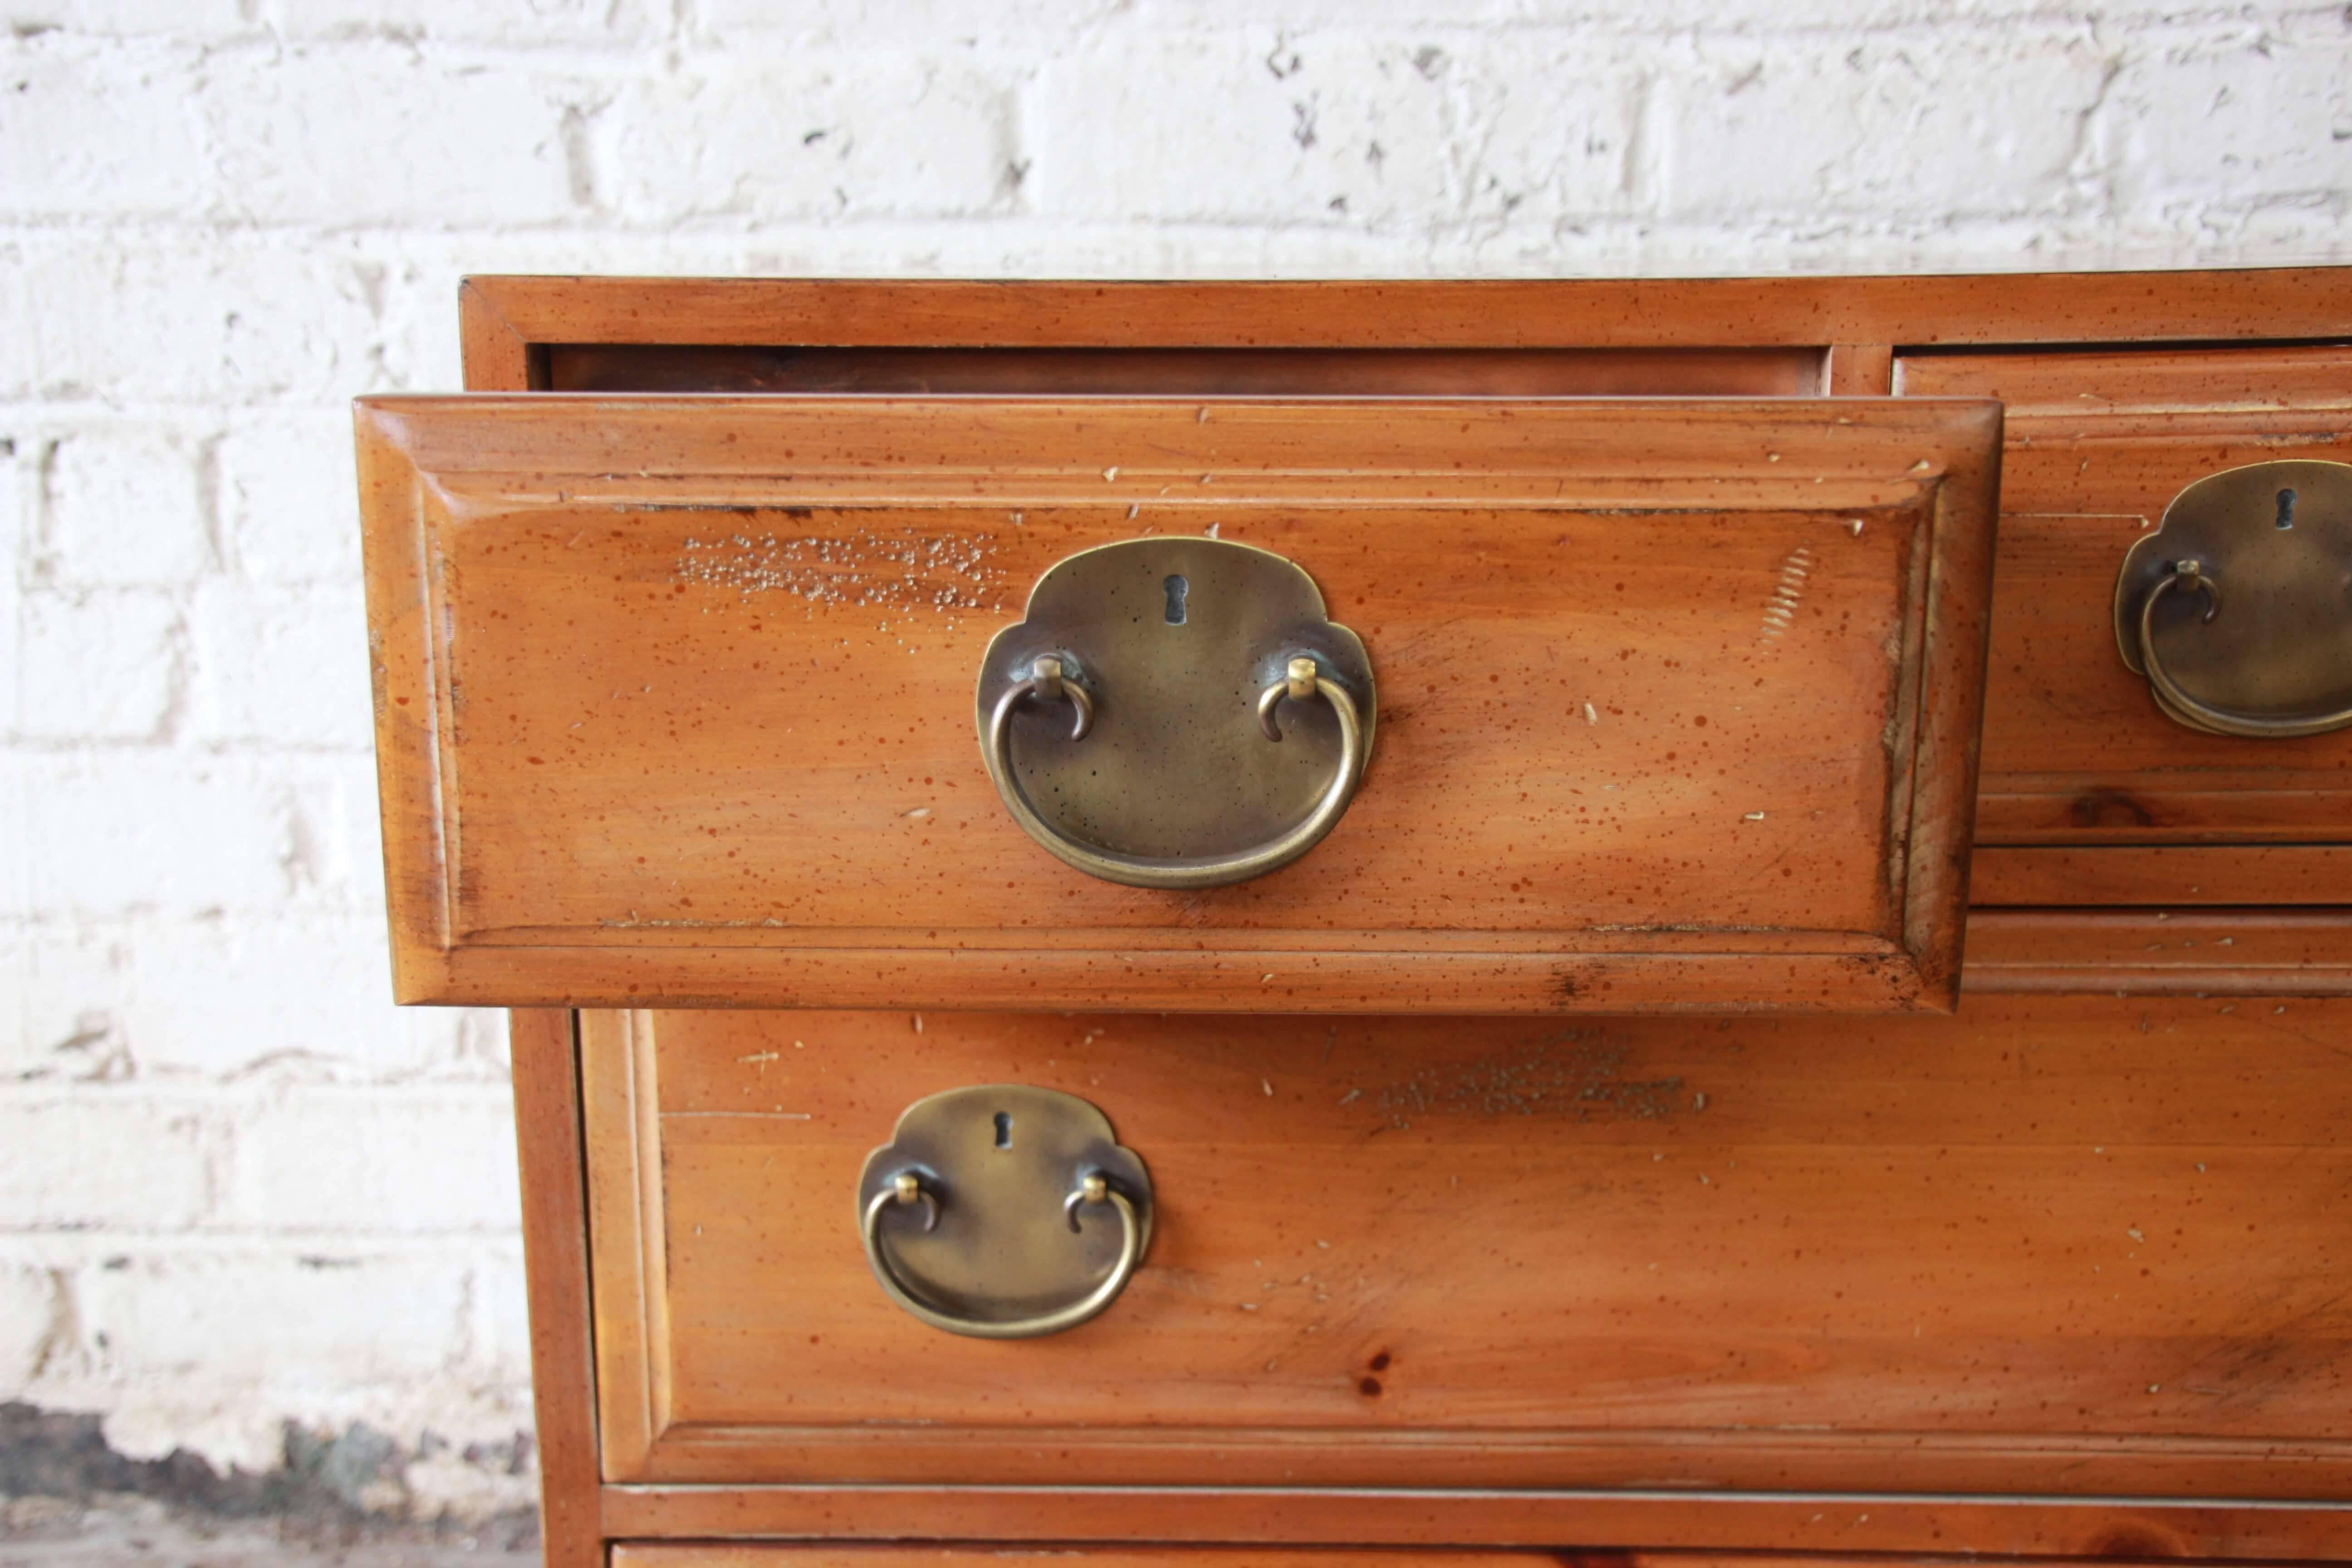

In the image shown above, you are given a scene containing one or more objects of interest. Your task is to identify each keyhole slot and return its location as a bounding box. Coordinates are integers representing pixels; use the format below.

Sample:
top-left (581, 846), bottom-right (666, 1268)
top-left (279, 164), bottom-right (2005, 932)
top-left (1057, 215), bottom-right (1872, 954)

top-left (2276, 488), bottom-right (2298, 529)
top-left (993, 1111), bottom-right (1013, 1150)
top-left (1162, 574), bottom-right (1189, 625)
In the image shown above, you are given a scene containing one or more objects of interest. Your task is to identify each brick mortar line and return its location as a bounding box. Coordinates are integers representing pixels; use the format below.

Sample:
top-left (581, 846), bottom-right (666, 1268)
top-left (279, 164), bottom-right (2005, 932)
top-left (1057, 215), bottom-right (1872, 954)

top-left (0, 1086), bottom-right (517, 1102)
top-left (0, 1236), bottom-right (520, 1250)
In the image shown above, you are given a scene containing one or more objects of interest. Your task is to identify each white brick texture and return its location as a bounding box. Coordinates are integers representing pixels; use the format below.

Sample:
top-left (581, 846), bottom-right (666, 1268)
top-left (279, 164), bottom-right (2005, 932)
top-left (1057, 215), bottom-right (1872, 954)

top-left (37, 424), bottom-right (213, 586)
top-left (1, 0), bottom-right (2347, 1516)
top-left (15, 588), bottom-right (182, 740)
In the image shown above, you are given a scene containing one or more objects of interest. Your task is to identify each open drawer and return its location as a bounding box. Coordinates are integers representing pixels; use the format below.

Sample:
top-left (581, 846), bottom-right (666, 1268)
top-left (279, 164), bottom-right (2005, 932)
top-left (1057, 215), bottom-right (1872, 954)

top-left (357, 394), bottom-right (1999, 1013)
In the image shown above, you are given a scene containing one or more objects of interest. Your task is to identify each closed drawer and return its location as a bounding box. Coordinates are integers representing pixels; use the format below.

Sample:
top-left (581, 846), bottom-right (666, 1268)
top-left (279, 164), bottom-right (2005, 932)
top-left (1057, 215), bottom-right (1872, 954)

top-left (357, 395), bottom-right (1999, 1013)
top-left (1898, 346), bottom-right (2352, 890)
top-left (582, 998), bottom-right (2352, 1539)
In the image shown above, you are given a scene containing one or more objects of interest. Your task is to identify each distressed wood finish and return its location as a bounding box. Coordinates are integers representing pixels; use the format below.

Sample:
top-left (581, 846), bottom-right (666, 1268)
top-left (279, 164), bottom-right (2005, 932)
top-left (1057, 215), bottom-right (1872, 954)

top-left (505, 1008), bottom-right (602, 1568)
top-left (1971, 844), bottom-right (2352, 906)
top-left (460, 275), bottom-right (2352, 862)
top-left (580, 997), bottom-right (2352, 1522)
top-left (358, 395), bottom-right (1998, 1014)
top-left (436, 274), bottom-right (2352, 1568)
top-left (598, 1488), bottom-right (2352, 1559)
top-left (462, 270), bottom-right (2352, 352)
top-left (1897, 346), bottom-right (2352, 848)
top-left (1964, 908), bottom-right (2352, 994)
top-left (1826, 343), bottom-right (1896, 396)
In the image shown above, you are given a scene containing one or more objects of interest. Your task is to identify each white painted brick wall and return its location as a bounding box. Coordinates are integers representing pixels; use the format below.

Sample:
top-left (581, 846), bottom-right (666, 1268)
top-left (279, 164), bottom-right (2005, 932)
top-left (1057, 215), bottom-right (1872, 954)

top-left (1, 0), bottom-right (2346, 1523)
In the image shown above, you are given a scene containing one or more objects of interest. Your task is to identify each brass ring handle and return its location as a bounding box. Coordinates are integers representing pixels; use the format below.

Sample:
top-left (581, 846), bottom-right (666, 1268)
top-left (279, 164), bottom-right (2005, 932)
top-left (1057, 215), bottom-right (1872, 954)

top-left (862, 1170), bottom-right (1141, 1340)
top-left (987, 653), bottom-right (1367, 889)
top-left (2139, 560), bottom-right (2352, 739)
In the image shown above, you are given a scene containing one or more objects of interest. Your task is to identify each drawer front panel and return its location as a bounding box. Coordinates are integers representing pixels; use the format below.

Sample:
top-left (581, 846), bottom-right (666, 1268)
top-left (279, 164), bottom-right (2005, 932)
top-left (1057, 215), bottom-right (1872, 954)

top-left (603, 1509), bottom-right (2346, 1559)
top-left (1897, 346), bottom-right (2352, 850)
top-left (583, 999), bottom-right (2352, 1499)
top-left (358, 396), bottom-right (1998, 1013)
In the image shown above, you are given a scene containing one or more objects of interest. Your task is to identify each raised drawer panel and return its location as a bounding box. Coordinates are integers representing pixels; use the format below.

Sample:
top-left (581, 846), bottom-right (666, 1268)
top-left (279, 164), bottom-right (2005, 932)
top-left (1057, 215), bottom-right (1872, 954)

top-left (582, 997), bottom-right (2352, 1501)
top-left (1896, 346), bottom-right (2352, 848)
top-left (357, 395), bottom-right (1998, 1014)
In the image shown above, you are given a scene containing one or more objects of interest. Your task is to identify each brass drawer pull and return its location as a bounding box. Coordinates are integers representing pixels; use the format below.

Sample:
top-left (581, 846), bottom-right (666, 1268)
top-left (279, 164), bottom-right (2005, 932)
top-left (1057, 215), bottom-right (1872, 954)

top-left (862, 1169), bottom-right (1141, 1340)
top-left (977, 538), bottom-right (1376, 889)
top-left (2116, 460), bottom-right (2352, 738)
top-left (985, 649), bottom-right (1367, 889)
top-left (2137, 559), bottom-right (2352, 738)
top-left (998, 654), bottom-right (1095, 741)
top-left (858, 1085), bottom-right (1153, 1340)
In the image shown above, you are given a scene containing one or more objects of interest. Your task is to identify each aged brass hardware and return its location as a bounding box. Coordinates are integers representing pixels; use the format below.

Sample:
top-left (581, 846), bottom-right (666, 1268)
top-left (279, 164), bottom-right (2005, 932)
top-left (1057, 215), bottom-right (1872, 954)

top-left (977, 537), bottom-right (1375, 888)
top-left (858, 1085), bottom-right (1152, 1339)
top-left (2116, 460), bottom-right (2352, 738)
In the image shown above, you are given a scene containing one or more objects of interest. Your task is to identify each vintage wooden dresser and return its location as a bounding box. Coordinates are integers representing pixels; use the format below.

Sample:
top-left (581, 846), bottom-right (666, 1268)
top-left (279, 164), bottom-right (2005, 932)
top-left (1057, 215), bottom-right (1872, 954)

top-left (356, 272), bottom-right (2352, 1568)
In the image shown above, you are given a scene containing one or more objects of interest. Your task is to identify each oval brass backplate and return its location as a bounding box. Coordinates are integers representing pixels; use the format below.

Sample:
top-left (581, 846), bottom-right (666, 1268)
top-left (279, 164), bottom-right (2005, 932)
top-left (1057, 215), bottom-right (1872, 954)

top-left (975, 536), bottom-right (1376, 884)
top-left (2115, 460), bottom-right (2352, 736)
top-left (858, 1085), bottom-right (1152, 1338)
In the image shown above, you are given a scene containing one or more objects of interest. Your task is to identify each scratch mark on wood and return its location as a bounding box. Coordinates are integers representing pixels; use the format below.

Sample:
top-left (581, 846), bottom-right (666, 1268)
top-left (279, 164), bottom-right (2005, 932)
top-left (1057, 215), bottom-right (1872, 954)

top-left (676, 524), bottom-right (998, 612)
top-left (1375, 1030), bottom-right (1686, 1125)
top-left (1760, 544), bottom-right (1814, 643)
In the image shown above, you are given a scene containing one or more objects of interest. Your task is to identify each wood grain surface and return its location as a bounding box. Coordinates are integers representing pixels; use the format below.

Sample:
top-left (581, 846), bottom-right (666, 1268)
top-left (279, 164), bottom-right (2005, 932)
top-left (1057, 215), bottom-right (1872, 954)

top-left (356, 395), bottom-right (1998, 1014)
top-left (1898, 347), bottom-right (2352, 847)
top-left (598, 1485), bottom-right (2352, 1560)
top-left (581, 997), bottom-right (2352, 1504)
top-left (448, 277), bottom-right (2352, 1568)
top-left (1971, 845), bottom-right (2352, 906)
top-left (505, 1009), bottom-right (602, 1568)
top-left (1964, 907), bottom-right (2352, 994)
top-left (463, 270), bottom-right (2352, 351)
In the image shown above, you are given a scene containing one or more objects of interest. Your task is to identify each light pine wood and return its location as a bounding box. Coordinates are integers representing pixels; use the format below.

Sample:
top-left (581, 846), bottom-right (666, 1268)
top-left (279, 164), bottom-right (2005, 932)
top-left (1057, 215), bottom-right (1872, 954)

top-left (355, 395), bottom-right (1999, 1014)
top-left (578, 1009), bottom-right (665, 1482)
top-left (459, 279), bottom-right (534, 393)
top-left (1972, 844), bottom-right (2352, 905)
top-left (597, 1488), bottom-right (2352, 1559)
top-left (436, 274), bottom-right (2352, 1567)
top-left (1895, 343), bottom-right (2352, 413)
top-left (1965, 908), bottom-right (2352, 993)
top-left (581, 997), bottom-right (2352, 1507)
top-left (1825, 342), bottom-right (1895, 395)
top-left (505, 1009), bottom-right (601, 1568)
top-left (1897, 346), bottom-right (2352, 847)
top-left (463, 270), bottom-right (2352, 350)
